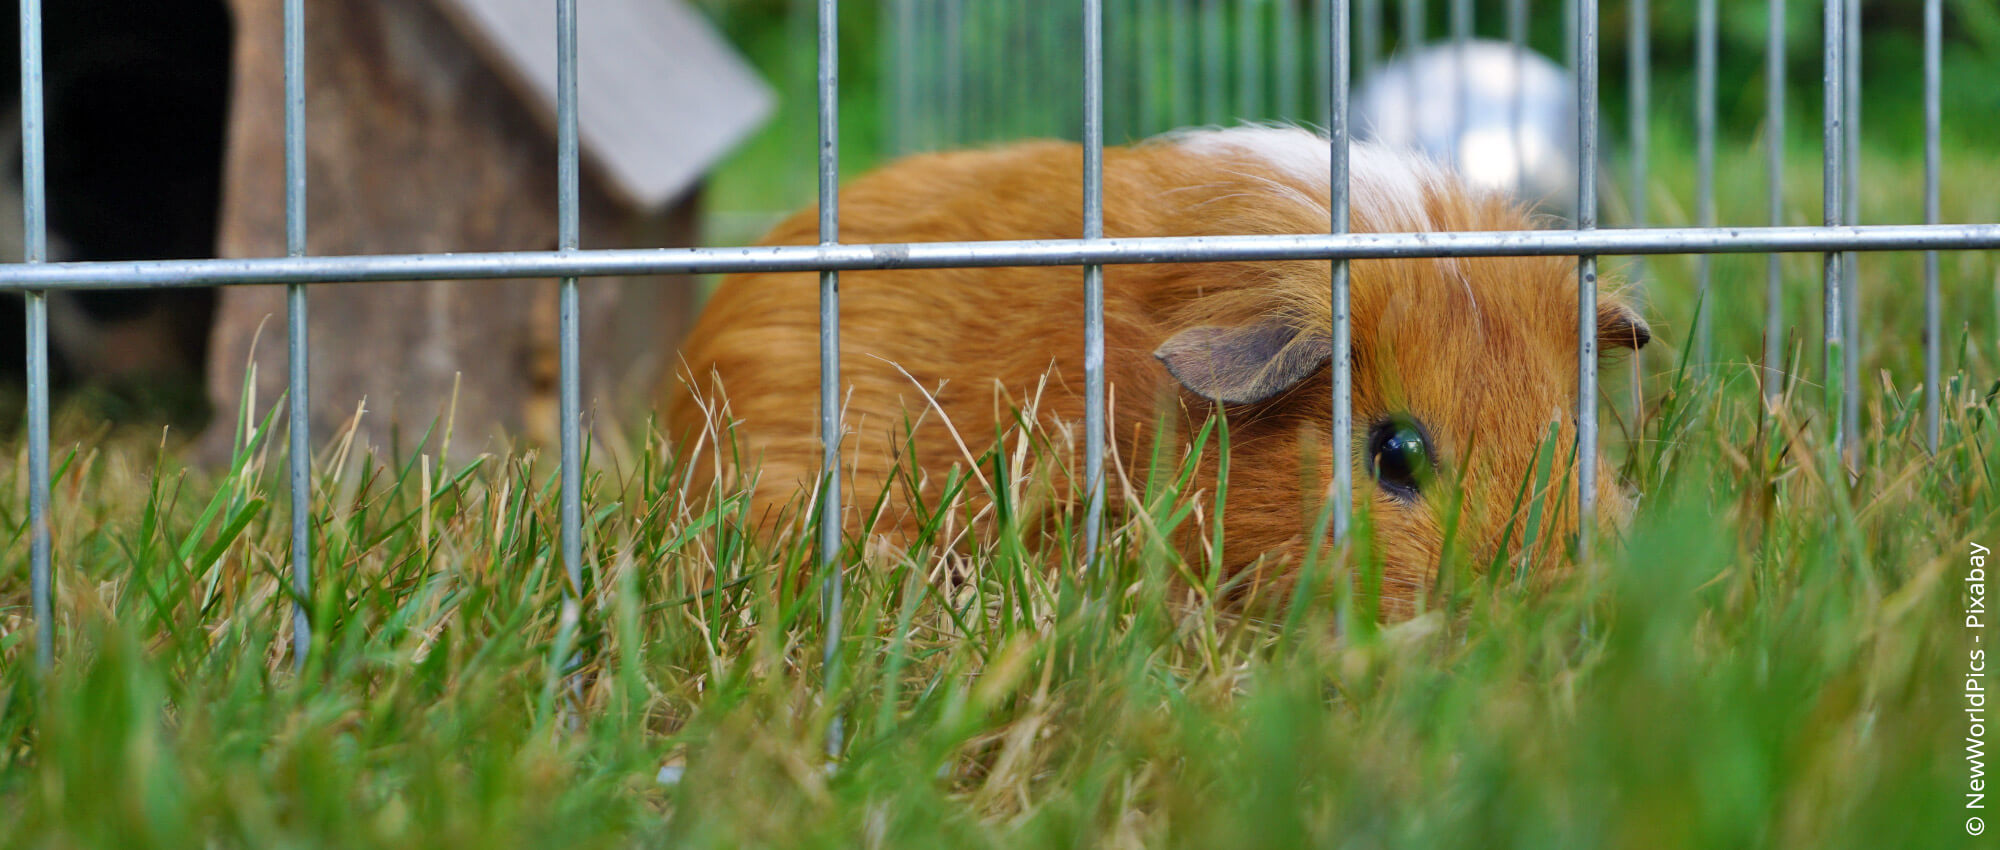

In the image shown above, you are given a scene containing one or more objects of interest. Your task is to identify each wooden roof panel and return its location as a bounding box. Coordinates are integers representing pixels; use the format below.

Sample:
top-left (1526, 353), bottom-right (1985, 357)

top-left (437, 0), bottom-right (774, 210)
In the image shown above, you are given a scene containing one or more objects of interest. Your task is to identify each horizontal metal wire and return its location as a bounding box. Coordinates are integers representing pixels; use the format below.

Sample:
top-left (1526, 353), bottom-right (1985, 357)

top-left (0, 223), bottom-right (1991, 292)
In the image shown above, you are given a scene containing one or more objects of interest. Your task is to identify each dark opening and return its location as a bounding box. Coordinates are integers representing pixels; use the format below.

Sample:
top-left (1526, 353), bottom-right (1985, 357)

top-left (0, 0), bottom-right (234, 427)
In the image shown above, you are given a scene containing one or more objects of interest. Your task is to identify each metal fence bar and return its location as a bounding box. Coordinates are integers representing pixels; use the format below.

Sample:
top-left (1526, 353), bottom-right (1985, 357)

top-left (1008, 0), bottom-right (1024, 141)
top-left (1510, 0), bottom-right (1527, 210)
top-left (1450, 0), bottom-right (1469, 165)
top-left (1276, 0), bottom-right (1300, 119)
top-left (1083, 0), bottom-right (1108, 570)
top-left (1203, 0), bottom-right (1224, 123)
top-left (889, 0), bottom-right (913, 154)
top-left (1236, 0), bottom-right (1262, 119)
top-left (1627, 0), bottom-right (1646, 230)
top-left (19, 0), bottom-right (50, 671)
top-left (1401, 0), bottom-right (1421, 54)
top-left (1576, 0), bottom-right (1600, 555)
top-left (2, 0), bottom-right (1989, 684)
top-left (909, 0), bottom-right (927, 147)
top-left (1627, 0), bottom-right (1649, 423)
top-left (1564, 0), bottom-right (1577, 69)
top-left (1841, 0), bottom-right (1859, 453)
top-left (551, 0), bottom-right (588, 719)
top-left (553, 0), bottom-right (588, 579)
top-left (283, 0), bottom-right (312, 673)
top-left (0, 224), bottom-right (1994, 293)
top-left (1694, 0), bottom-right (1716, 367)
top-left (1823, 0), bottom-right (1846, 454)
top-left (1400, 0), bottom-right (1422, 127)
top-left (1314, 0), bottom-right (1331, 124)
top-left (1923, 0), bottom-right (1941, 451)
top-left (1330, 0), bottom-right (1353, 544)
top-left (1140, 0), bottom-right (1158, 136)
top-left (1128, 0), bottom-right (1142, 133)
top-left (1359, 0), bottom-right (1380, 83)
top-left (1765, 0), bottom-right (1785, 398)
top-left (817, 0), bottom-right (846, 758)
top-left (943, 0), bottom-right (962, 143)
top-left (1032, 0), bottom-right (1050, 138)
top-left (938, 0), bottom-right (954, 145)
top-left (1168, 0), bottom-right (1184, 129)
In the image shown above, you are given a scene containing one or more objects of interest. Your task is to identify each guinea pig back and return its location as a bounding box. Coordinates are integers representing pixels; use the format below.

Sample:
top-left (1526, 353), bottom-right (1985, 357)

top-left (664, 126), bottom-right (1649, 617)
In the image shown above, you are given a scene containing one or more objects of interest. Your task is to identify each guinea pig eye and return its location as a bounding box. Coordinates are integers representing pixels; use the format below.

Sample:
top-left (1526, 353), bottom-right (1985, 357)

top-left (1367, 417), bottom-right (1433, 501)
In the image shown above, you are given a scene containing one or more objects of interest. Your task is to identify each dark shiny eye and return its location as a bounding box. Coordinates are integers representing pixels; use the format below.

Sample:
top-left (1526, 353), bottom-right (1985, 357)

top-left (1368, 417), bottom-right (1432, 501)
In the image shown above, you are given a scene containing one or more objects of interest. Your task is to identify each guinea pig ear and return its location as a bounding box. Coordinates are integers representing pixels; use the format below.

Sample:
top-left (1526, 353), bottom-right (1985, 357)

top-left (1152, 322), bottom-right (1332, 405)
top-left (1597, 302), bottom-right (1652, 351)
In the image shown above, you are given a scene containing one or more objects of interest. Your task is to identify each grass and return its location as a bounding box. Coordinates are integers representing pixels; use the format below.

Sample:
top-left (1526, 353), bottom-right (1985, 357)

top-left (1, 141), bottom-right (1995, 847)
top-left (5, 10), bottom-right (2000, 836)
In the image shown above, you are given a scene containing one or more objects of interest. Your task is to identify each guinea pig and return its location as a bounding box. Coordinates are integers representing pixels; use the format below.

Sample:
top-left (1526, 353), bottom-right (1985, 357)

top-left (665, 126), bottom-right (1649, 616)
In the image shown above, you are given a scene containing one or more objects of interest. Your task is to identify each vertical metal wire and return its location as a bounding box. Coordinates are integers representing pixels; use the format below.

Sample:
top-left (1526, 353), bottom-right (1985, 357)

top-left (877, 0), bottom-right (890, 148)
top-left (911, 0), bottom-right (929, 148)
top-left (283, 0), bottom-right (312, 671)
top-left (1083, 0), bottom-right (1108, 570)
top-left (1276, 0), bottom-right (1301, 120)
top-left (1564, 0), bottom-right (1577, 69)
top-left (1511, 0), bottom-right (1528, 200)
top-left (1575, 0), bottom-right (1600, 555)
top-left (1168, 0), bottom-right (1184, 129)
top-left (1450, 0), bottom-right (1470, 168)
top-left (1116, 0), bottom-right (1134, 141)
top-left (1840, 0), bottom-right (1859, 451)
top-left (553, 0), bottom-right (585, 700)
top-left (1144, 0), bottom-right (1160, 136)
top-left (1330, 0), bottom-right (1353, 544)
top-left (19, 0), bottom-right (51, 671)
top-left (1359, 0), bottom-right (1380, 83)
top-left (1400, 0), bottom-right (1422, 54)
top-left (1822, 0), bottom-right (1846, 453)
top-left (998, 0), bottom-right (1015, 142)
top-left (1021, 0), bottom-right (1033, 139)
top-left (1627, 0), bottom-right (1648, 421)
top-left (1034, 0), bottom-right (1050, 139)
top-left (888, 0), bottom-right (913, 155)
top-left (1922, 0), bottom-right (1941, 452)
top-left (943, 0), bottom-right (962, 144)
top-left (1237, 0), bottom-right (1262, 120)
top-left (1314, 0), bottom-right (1331, 125)
top-left (1032, 0), bottom-right (1050, 139)
top-left (1764, 0), bottom-right (1785, 399)
top-left (1694, 0), bottom-right (1716, 367)
top-left (817, 0), bottom-right (847, 759)
top-left (944, 0), bottom-right (960, 144)
top-left (1400, 0), bottom-right (1422, 130)
top-left (1202, 0), bottom-right (1224, 123)
top-left (1626, 0), bottom-right (1646, 228)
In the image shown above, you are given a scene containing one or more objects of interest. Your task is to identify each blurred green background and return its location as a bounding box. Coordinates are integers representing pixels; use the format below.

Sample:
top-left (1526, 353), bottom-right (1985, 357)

top-left (696, 0), bottom-right (2000, 223)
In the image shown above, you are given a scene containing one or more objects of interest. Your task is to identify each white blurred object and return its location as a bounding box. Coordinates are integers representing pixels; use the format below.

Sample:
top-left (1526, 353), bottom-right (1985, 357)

top-left (1353, 40), bottom-right (1579, 217)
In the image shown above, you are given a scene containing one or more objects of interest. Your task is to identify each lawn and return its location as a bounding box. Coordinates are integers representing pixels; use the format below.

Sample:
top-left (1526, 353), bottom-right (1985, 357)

top-left (4, 3), bottom-right (1999, 844)
top-left (1, 137), bottom-right (1994, 846)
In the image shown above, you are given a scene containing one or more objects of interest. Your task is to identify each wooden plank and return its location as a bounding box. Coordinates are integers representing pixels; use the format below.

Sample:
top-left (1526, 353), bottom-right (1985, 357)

top-left (435, 0), bottom-right (774, 210)
top-left (203, 0), bottom-right (702, 463)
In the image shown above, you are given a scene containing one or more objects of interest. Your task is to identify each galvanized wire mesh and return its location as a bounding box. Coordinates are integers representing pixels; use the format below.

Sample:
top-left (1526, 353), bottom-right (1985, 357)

top-left (4, 0), bottom-right (1986, 730)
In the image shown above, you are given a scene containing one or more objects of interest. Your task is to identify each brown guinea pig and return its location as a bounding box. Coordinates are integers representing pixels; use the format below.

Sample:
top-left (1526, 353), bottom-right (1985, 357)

top-left (665, 126), bottom-right (1649, 616)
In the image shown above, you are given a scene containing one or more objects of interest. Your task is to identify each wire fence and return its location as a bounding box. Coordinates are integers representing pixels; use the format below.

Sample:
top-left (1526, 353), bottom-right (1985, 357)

top-left (5, 0), bottom-right (1988, 736)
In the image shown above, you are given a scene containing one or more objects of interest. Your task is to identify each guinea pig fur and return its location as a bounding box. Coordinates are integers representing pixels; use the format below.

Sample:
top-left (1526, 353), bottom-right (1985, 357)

top-left (665, 125), bottom-right (1650, 618)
